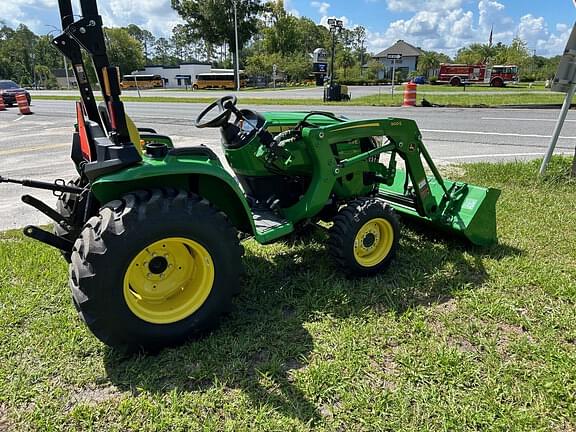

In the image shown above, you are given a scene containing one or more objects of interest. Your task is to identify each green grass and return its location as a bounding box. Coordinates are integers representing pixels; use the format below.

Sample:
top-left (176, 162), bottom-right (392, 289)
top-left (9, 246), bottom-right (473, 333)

top-left (411, 83), bottom-right (548, 93)
top-left (33, 91), bottom-right (566, 107)
top-left (352, 92), bottom-right (566, 107)
top-left (1, 157), bottom-right (575, 431)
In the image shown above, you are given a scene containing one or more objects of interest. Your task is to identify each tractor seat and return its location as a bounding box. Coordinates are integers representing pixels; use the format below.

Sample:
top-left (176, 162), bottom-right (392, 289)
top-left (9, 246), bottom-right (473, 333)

top-left (97, 103), bottom-right (142, 155)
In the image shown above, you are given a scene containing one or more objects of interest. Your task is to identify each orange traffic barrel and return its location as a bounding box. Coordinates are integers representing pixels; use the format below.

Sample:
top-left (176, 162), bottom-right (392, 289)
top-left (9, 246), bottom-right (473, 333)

top-left (16, 93), bottom-right (32, 115)
top-left (0, 95), bottom-right (5, 111)
top-left (402, 82), bottom-right (417, 107)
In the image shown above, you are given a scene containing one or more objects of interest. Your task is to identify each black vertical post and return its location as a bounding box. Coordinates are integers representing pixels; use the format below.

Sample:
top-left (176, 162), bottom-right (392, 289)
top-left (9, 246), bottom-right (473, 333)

top-left (76, 0), bottom-right (111, 108)
top-left (330, 30), bottom-right (336, 91)
top-left (54, 0), bottom-right (101, 126)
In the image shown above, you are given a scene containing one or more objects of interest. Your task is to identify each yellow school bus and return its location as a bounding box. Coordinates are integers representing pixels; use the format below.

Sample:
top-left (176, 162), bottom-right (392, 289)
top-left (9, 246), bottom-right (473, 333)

top-left (120, 74), bottom-right (164, 90)
top-left (193, 72), bottom-right (247, 90)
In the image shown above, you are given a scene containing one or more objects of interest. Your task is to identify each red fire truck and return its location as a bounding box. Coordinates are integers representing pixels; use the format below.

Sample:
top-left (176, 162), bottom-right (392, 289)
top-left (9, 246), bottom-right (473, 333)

top-left (437, 63), bottom-right (519, 87)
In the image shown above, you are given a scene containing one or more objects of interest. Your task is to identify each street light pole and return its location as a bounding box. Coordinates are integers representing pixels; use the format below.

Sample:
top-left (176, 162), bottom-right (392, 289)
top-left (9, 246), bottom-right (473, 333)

top-left (233, 0), bottom-right (240, 92)
top-left (327, 18), bottom-right (344, 93)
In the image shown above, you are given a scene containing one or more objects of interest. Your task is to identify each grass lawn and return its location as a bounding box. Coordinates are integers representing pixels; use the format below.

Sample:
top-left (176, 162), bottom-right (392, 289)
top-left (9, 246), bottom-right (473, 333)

top-left (1, 157), bottom-right (575, 431)
top-left (352, 92), bottom-right (566, 107)
top-left (409, 83), bottom-right (548, 93)
top-left (33, 91), bottom-right (566, 108)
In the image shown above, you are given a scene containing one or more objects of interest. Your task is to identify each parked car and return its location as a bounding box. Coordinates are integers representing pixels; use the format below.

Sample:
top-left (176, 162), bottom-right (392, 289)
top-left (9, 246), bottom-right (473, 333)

top-left (411, 76), bottom-right (427, 85)
top-left (0, 80), bottom-right (31, 106)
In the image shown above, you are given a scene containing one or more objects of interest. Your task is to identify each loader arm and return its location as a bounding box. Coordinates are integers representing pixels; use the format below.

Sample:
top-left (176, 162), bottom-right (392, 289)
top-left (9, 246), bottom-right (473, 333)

top-left (292, 118), bottom-right (500, 246)
top-left (297, 118), bottom-right (443, 219)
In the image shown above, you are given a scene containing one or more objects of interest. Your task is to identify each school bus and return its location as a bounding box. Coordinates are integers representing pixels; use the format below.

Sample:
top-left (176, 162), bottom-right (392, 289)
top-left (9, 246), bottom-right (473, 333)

top-left (120, 74), bottom-right (164, 90)
top-left (193, 71), bottom-right (247, 90)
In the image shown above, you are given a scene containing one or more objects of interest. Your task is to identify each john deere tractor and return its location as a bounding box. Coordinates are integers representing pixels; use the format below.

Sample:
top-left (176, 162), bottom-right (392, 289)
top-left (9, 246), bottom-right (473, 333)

top-left (0, 0), bottom-right (500, 352)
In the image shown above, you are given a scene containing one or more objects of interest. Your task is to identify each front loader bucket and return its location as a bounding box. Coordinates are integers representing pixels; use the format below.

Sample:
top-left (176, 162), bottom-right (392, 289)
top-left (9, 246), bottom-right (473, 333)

top-left (378, 169), bottom-right (501, 246)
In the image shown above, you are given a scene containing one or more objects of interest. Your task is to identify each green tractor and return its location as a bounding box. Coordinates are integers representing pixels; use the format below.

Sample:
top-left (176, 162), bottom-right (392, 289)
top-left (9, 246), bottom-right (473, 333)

top-left (0, 0), bottom-right (500, 352)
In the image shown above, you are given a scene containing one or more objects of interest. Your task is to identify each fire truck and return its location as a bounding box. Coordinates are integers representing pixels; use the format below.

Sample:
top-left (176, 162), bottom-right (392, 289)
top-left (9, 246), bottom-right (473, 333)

top-left (437, 63), bottom-right (519, 87)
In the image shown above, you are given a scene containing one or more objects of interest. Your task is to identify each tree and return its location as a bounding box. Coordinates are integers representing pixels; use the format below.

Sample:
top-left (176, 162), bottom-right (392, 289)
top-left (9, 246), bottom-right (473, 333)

top-left (417, 50), bottom-right (450, 77)
top-left (494, 37), bottom-right (531, 69)
top-left (104, 27), bottom-right (145, 75)
top-left (455, 43), bottom-right (495, 64)
top-left (352, 26), bottom-right (366, 75)
top-left (126, 24), bottom-right (155, 62)
top-left (153, 37), bottom-right (175, 65)
top-left (365, 58), bottom-right (383, 80)
top-left (171, 0), bottom-right (266, 68)
top-left (337, 48), bottom-right (355, 79)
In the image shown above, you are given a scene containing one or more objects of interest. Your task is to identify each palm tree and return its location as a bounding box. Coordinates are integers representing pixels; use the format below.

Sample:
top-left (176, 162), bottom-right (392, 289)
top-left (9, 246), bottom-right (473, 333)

top-left (417, 51), bottom-right (444, 78)
top-left (338, 48), bottom-right (355, 79)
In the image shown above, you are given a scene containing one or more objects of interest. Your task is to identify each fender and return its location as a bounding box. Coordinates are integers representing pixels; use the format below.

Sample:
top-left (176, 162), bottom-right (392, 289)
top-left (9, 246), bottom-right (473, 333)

top-left (91, 153), bottom-right (255, 233)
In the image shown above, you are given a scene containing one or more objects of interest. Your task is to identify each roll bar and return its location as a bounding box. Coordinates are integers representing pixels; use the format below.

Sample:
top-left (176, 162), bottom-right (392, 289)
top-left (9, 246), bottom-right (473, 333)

top-left (52, 0), bottom-right (131, 146)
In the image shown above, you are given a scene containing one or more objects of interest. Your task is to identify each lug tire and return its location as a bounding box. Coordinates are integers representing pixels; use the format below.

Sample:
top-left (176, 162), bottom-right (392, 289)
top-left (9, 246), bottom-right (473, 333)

top-left (328, 198), bottom-right (400, 276)
top-left (69, 188), bottom-right (244, 352)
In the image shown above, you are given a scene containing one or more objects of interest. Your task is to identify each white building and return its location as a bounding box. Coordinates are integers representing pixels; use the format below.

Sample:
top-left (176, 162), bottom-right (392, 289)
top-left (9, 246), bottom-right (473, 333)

top-left (132, 63), bottom-right (212, 88)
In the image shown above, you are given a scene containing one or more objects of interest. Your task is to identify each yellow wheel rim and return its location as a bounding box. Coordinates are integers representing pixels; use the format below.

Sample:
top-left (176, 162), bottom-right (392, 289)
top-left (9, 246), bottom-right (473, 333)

top-left (353, 218), bottom-right (394, 267)
top-left (123, 237), bottom-right (214, 324)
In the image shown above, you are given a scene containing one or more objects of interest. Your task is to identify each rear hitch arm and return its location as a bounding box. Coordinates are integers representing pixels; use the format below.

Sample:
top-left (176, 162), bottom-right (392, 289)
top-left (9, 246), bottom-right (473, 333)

top-left (23, 225), bottom-right (73, 253)
top-left (0, 176), bottom-right (84, 195)
top-left (21, 195), bottom-right (72, 231)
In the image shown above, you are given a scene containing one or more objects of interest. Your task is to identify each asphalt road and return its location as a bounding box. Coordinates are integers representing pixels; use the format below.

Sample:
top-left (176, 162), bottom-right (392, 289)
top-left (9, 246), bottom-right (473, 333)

top-left (1, 99), bottom-right (574, 231)
top-left (29, 85), bottom-right (552, 99)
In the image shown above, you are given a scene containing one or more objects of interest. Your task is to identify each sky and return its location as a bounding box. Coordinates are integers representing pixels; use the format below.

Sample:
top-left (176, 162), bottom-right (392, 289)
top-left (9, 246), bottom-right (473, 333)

top-left (2, 0), bottom-right (574, 57)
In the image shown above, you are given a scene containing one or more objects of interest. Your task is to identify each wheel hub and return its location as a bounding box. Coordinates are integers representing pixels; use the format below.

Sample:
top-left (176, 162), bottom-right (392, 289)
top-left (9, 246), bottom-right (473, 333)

top-left (353, 218), bottom-right (394, 267)
top-left (362, 233), bottom-right (376, 248)
top-left (149, 256), bottom-right (168, 274)
top-left (123, 238), bottom-right (214, 324)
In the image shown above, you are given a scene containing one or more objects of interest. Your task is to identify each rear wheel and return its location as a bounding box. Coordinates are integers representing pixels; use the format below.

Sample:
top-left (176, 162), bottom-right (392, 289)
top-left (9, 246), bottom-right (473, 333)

top-left (328, 198), bottom-right (400, 276)
top-left (450, 77), bottom-right (461, 86)
top-left (69, 189), bottom-right (243, 351)
top-left (491, 78), bottom-right (504, 87)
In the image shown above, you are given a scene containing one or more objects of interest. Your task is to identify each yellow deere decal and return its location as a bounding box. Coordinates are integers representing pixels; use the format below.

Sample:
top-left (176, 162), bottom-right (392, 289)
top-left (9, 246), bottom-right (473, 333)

top-left (336, 122), bottom-right (381, 131)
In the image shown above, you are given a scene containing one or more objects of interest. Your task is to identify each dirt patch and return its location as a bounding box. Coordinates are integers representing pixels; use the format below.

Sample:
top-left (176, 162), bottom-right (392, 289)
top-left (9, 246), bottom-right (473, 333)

top-left (497, 323), bottom-right (535, 356)
top-left (439, 165), bottom-right (467, 179)
top-left (0, 402), bottom-right (10, 432)
top-left (67, 385), bottom-right (121, 410)
top-left (448, 336), bottom-right (478, 354)
top-left (433, 298), bottom-right (458, 314)
top-left (370, 353), bottom-right (399, 376)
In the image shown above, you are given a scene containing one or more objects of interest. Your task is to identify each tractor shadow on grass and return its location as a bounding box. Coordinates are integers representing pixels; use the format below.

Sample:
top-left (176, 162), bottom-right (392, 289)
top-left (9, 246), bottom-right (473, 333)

top-left (104, 226), bottom-right (521, 426)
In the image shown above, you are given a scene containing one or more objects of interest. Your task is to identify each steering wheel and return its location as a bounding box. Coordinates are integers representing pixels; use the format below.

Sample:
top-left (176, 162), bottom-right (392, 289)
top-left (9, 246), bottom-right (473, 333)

top-left (195, 95), bottom-right (238, 128)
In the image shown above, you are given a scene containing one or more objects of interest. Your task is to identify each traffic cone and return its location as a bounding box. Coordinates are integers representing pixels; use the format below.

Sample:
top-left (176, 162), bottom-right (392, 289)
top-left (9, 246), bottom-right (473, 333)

top-left (402, 82), bottom-right (417, 107)
top-left (0, 95), bottom-right (5, 111)
top-left (16, 93), bottom-right (32, 115)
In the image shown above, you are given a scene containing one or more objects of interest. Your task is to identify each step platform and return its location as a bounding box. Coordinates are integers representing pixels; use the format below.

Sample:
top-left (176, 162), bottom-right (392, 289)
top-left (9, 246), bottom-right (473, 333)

top-left (251, 206), bottom-right (293, 243)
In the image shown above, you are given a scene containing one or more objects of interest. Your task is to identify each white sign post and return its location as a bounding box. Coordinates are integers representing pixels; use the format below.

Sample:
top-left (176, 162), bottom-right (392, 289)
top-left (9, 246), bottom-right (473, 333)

top-left (539, 22), bottom-right (576, 176)
top-left (387, 54), bottom-right (402, 97)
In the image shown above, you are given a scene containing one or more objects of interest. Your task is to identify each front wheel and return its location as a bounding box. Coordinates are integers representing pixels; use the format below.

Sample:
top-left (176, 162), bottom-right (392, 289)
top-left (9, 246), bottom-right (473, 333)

top-left (328, 198), bottom-right (400, 276)
top-left (69, 189), bottom-right (244, 351)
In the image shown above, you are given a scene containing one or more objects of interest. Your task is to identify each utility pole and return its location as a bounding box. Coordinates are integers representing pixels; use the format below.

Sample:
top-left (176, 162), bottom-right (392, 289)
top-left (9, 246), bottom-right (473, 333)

top-left (233, 0), bottom-right (240, 92)
top-left (360, 39), bottom-right (364, 78)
